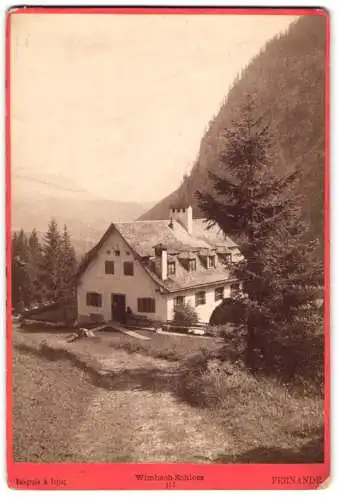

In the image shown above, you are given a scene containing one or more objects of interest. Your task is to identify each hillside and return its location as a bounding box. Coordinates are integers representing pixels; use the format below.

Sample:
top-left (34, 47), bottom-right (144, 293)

top-left (12, 173), bottom-right (153, 255)
top-left (140, 15), bottom-right (326, 246)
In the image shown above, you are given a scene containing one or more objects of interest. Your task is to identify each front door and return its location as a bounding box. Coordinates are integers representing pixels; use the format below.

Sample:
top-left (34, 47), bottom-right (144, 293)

top-left (111, 294), bottom-right (126, 323)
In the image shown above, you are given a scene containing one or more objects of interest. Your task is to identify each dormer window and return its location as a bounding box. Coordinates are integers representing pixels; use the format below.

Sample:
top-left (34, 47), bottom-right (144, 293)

top-left (178, 253), bottom-right (197, 272)
top-left (189, 259), bottom-right (196, 272)
top-left (225, 253), bottom-right (232, 264)
top-left (208, 256), bottom-right (216, 268)
top-left (168, 261), bottom-right (176, 276)
top-left (218, 252), bottom-right (232, 265)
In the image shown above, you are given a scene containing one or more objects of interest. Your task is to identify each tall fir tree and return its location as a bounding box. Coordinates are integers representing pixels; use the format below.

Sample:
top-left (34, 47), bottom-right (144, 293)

top-left (41, 218), bottom-right (62, 302)
top-left (58, 225), bottom-right (77, 299)
top-left (12, 229), bottom-right (32, 310)
top-left (12, 223), bottom-right (78, 310)
top-left (27, 229), bottom-right (44, 304)
top-left (197, 98), bottom-right (322, 372)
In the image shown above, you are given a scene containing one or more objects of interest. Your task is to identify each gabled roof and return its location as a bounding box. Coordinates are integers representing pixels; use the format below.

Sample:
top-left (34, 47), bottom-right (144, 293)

top-left (77, 218), bottom-right (238, 293)
top-left (114, 219), bottom-right (236, 256)
top-left (77, 223), bottom-right (169, 291)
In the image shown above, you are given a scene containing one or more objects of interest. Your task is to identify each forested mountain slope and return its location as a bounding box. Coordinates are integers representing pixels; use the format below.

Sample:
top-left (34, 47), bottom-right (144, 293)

top-left (141, 15), bottom-right (326, 246)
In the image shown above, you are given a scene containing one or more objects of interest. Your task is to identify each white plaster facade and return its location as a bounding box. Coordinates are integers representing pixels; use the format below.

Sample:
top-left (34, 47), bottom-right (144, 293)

top-left (166, 283), bottom-right (233, 323)
top-left (77, 227), bottom-right (237, 324)
top-left (77, 229), bottom-right (167, 323)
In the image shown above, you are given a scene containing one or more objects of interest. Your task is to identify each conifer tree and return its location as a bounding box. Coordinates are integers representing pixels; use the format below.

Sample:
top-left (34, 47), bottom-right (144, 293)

top-left (28, 228), bottom-right (39, 251)
top-left (257, 214), bottom-right (323, 376)
top-left (12, 223), bottom-right (78, 310)
top-left (58, 225), bottom-right (77, 299)
top-left (12, 229), bottom-right (32, 310)
top-left (197, 98), bottom-right (322, 371)
top-left (41, 218), bottom-right (62, 302)
top-left (27, 228), bottom-right (44, 304)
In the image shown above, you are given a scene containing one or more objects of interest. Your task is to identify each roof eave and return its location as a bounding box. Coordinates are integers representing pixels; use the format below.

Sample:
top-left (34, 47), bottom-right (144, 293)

top-left (76, 222), bottom-right (171, 292)
top-left (164, 277), bottom-right (239, 294)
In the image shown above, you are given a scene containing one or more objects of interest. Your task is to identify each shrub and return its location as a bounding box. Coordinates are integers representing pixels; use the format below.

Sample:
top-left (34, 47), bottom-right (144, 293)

top-left (173, 303), bottom-right (199, 325)
top-left (210, 302), bottom-right (323, 392)
top-left (178, 351), bottom-right (212, 406)
top-left (209, 298), bottom-right (245, 326)
top-left (207, 324), bottom-right (246, 366)
top-left (177, 355), bottom-right (323, 459)
top-left (254, 324), bottom-right (324, 392)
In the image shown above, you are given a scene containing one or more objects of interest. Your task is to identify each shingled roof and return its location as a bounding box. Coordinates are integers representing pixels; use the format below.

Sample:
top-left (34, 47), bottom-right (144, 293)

top-left (77, 218), bottom-right (238, 293)
top-left (114, 219), bottom-right (236, 257)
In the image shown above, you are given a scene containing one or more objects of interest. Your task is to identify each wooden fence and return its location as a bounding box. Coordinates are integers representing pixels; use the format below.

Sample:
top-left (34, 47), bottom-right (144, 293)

top-left (126, 314), bottom-right (210, 335)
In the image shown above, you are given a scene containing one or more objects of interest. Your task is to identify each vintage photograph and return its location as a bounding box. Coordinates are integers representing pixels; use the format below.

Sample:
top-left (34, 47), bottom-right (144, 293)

top-left (9, 9), bottom-right (326, 467)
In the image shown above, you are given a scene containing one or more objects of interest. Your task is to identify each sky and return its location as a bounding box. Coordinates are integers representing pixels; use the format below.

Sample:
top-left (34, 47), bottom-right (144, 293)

top-left (11, 13), bottom-right (297, 203)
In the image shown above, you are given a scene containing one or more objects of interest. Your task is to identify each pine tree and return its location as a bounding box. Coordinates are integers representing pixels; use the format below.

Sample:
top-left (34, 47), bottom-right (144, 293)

top-left (58, 225), bottom-right (77, 300)
top-left (12, 229), bottom-right (32, 310)
top-left (41, 218), bottom-right (62, 302)
top-left (257, 215), bottom-right (323, 377)
top-left (28, 228), bottom-right (39, 251)
top-left (27, 229), bottom-right (44, 305)
top-left (197, 98), bottom-right (322, 372)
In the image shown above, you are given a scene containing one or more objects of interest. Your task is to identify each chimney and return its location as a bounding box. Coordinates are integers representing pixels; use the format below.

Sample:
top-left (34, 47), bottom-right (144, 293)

top-left (154, 244), bottom-right (168, 281)
top-left (169, 205), bottom-right (193, 234)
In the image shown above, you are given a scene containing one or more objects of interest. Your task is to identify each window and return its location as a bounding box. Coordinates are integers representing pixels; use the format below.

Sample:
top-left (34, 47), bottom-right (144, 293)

top-left (225, 253), bottom-right (232, 264)
top-left (208, 256), bottom-right (216, 268)
top-left (215, 287), bottom-right (224, 302)
top-left (195, 291), bottom-right (206, 306)
top-left (174, 296), bottom-right (185, 306)
top-left (167, 262), bottom-right (176, 275)
top-left (138, 298), bottom-right (156, 313)
top-left (105, 260), bottom-right (115, 274)
top-left (123, 261), bottom-right (134, 276)
top-left (114, 250), bottom-right (120, 256)
top-left (189, 259), bottom-right (196, 271)
top-left (230, 283), bottom-right (240, 297)
top-left (219, 253), bottom-right (232, 265)
top-left (86, 292), bottom-right (102, 307)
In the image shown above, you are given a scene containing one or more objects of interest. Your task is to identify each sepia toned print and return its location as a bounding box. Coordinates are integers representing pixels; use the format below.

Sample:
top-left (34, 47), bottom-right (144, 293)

top-left (8, 7), bottom-right (328, 488)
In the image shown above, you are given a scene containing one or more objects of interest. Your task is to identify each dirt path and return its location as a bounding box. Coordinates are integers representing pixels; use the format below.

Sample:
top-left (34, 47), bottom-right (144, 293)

top-left (12, 328), bottom-right (232, 463)
top-left (69, 388), bottom-right (229, 463)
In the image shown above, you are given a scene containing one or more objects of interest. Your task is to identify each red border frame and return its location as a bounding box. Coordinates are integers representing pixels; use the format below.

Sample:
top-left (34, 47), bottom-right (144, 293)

top-left (5, 6), bottom-right (330, 490)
